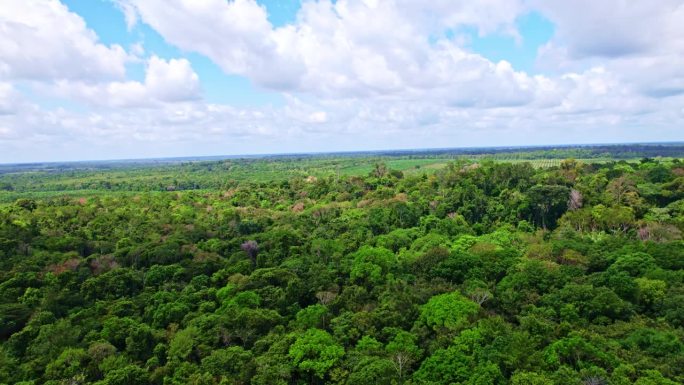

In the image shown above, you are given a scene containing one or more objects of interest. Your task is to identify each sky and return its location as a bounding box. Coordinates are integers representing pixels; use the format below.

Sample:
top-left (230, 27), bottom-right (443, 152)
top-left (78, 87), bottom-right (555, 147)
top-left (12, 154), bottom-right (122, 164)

top-left (1, 0), bottom-right (683, 163)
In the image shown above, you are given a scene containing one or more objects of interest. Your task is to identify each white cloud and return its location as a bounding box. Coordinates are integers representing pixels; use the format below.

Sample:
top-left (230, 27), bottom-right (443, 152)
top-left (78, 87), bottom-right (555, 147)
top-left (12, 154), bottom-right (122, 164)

top-left (145, 56), bottom-right (201, 102)
top-left (52, 56), bottom-right (201, 108)
top-left (0, 0), bottom-right (128, 81)
top-left (121, 0), bottom-right (684, 108)
top-left (122, 0), bottom-right (537, 104)
top-left (2, 85), bottom-right (683, 163)
top-left (533, 0), bottom-right (684, 99)
top-left (532, 0), bottom-right (684, 59)
top-left (2, 0), bottom-right (684, 163)
top-left (307, 111), bottom-right (328, 124)
top-left (113, 0), bottom-right (139, 31)
top-left (0, 82), bottom-right (19, 115)
top-left (124, 0), bottom-right (303, 89)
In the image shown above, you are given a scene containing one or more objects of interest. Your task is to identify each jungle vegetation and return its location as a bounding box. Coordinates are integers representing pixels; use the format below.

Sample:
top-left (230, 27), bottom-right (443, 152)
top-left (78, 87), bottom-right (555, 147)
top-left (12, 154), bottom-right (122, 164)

top-left (1, 149), bottom-right (683, 385)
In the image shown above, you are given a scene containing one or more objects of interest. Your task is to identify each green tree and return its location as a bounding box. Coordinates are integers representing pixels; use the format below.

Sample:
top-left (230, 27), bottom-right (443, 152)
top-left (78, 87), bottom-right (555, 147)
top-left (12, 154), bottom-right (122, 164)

top-left (386, 330), bottom-right (422, 381)
top-left (635, 278), bottom-right (667, 309)
top-left (288, 328), bottom-right (344, 381)
top-left (95, 365), bottom-right (148, 385)
top-left (44, 348), bottom-right (88, 383)
top-left (527, 185), bottom-right (571, 229)
top-left (419, 291), bottom-right (479, 333)
top-left (168, 327), bottom-right (197, 362)
top-left (510, 371), bottom-right (554, 385)
top-left (201, 346), bottom-right (254, 382)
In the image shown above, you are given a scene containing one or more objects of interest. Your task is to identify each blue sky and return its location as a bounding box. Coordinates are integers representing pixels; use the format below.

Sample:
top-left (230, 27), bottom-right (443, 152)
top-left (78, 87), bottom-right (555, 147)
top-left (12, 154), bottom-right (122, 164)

top-left (0, 0), bottom-right (682, 162)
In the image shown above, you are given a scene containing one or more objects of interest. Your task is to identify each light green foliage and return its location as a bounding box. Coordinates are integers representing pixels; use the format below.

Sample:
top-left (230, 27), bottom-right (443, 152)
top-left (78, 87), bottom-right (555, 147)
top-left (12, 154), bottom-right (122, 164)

top-left (376, 228), bottom-right (420, 252)
top-left (634, 278), bottom-right (667, 308)
top-left (294, 304), bottom-right (328, 330)
top-left (543, 333), bottom-right (617, 370)
top-left (635, 370), bottom-right (681, 385)
top-left (510, 371), bottom-right (554, 385)
top-left (44, 348), bottom-right (88, 381)
top-left (624, 328), bottom-right (682, 358)
top-left (609, 252), bottom-right (657, 276)
top-left (348, 246), bottom-right (395, 286)
top-left (386, 330), bottom-right (422, 379)
top-left (468, 362), bottom-right (505, 385)
top-left (288, 328), bottom-right (344, 379)
top-left (168, 327), bottom-right (197, 362)
top-left (354, 335), bottom-right (383, 355)
top-left (94, 365), bottom-right (147, 385)
top-left (413, 344), bottom-right (474, 384)
top-left (420, 291), bottom-right (479, 332)
top-left (346, 356), bottom-right (395, 385)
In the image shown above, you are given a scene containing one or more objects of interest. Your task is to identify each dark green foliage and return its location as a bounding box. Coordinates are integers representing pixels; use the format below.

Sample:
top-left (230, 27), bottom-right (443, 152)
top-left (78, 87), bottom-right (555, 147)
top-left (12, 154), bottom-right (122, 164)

top-left (0, 155), bottom-right (682, 384)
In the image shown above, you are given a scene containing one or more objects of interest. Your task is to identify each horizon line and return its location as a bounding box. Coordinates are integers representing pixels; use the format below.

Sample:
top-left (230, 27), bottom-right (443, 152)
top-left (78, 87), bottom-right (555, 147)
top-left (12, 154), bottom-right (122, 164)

top-left (2, 140), bottom-right (683, 167)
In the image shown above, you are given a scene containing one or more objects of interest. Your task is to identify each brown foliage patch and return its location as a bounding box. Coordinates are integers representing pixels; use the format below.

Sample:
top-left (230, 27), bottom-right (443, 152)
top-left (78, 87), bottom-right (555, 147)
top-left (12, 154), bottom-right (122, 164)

top-left (638, 223), bottom-right (682, 242)
top-left (468, 242), bottom-right (499, 256)
top-left (393, 193), bottom-right (408, 202)
top-left (557, 249), bottom-right (588, 267)
top-left (48, 258), bottom-right (81, 275)
top-left (356, 199), bottom-right (372, 208)
top-left (292, 202), bottom-right (305, 213)
top-left (462, 163), bottom-right (481, 172)
top-left (223, 189), bottom-right (237, 199)
top-left (90, 254), bottom-right (119, 275)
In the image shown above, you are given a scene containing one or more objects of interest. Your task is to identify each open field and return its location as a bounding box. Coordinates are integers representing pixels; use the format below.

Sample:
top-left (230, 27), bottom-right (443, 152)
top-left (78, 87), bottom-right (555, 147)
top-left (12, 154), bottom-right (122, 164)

top-left (0, 156), bottom-right (670, 203)
top-left (1, 143), bottom-right (682, 202)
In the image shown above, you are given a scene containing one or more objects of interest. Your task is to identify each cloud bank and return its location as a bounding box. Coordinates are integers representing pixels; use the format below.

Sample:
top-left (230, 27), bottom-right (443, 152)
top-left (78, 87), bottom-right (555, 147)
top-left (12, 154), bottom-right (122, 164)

top-left (0, 0), bottom-right (683, 162)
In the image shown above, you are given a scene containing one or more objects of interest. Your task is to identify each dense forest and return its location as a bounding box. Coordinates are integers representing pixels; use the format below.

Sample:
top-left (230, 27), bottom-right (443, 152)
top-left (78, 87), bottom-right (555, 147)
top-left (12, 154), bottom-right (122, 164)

top-left (1, 156), bottom-right (684, 385)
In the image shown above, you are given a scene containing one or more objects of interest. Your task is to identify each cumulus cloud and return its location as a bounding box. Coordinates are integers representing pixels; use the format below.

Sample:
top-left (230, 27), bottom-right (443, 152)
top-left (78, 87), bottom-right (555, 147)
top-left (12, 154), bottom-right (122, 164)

top-left (533, 0), bottom-right (684, 99)
top-left (145, 56), bottom-right (201, 102)
top-left (124, 0), bottom-right (303, 90)
top-left (532, 0), bottom-right (684, 59)
top-left (0, 82), bottom-right (19, 115)
top-left (119, 0), bottom-right (684, 110)
top-left (121, 0), bottom-right (539, 104)
top-left (2, 84), bottom-right (683, 163)
top-left (0, 0), bottom-right (128, 81)
top-left (1, 0), bottom-right (684, 162)
top-left (120, 0), bottom-right (684, 106)
top-left (52, 56), bottom-right (201, 107)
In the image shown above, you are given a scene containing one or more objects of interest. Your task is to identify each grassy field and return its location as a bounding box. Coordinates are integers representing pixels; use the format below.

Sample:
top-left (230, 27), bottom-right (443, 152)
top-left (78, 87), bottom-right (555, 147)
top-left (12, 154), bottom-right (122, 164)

top-left (333, 158), bottom-right (451, 176)
top-left (326, 157), bottom-right (645, 177)
top-left (0, 152), bottom-right (676, 203)
top-left (336, 157), bottom-right (644, 175)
